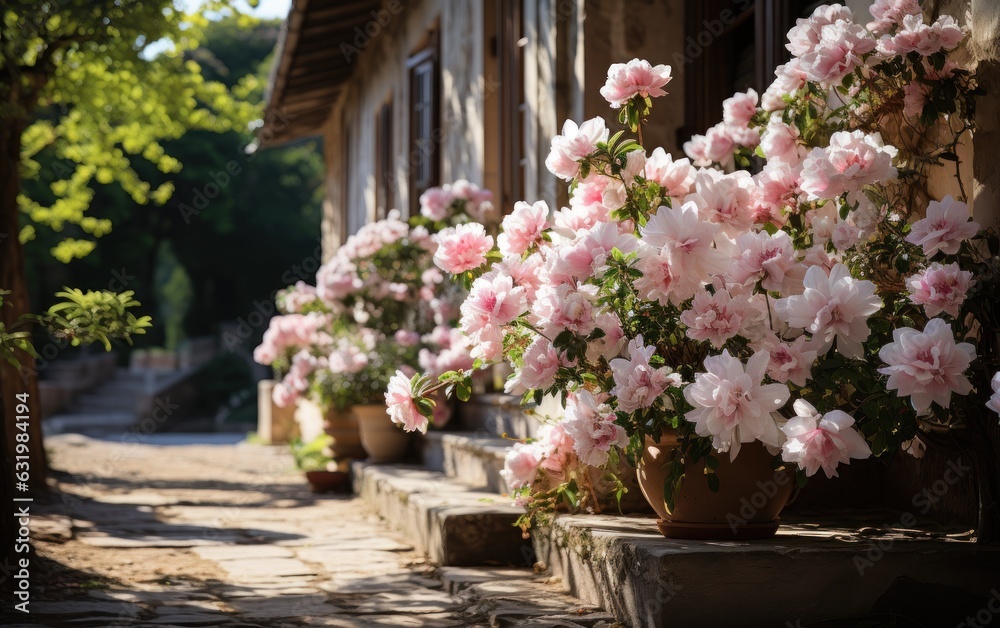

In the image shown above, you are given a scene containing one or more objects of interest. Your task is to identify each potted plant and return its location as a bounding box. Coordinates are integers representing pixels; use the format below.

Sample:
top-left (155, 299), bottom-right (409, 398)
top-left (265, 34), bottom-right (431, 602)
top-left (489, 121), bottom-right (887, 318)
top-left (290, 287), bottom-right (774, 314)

top-left (291, 434), bottom-right (348, 493)
top-left (390, 4), bottom-right (996, 540)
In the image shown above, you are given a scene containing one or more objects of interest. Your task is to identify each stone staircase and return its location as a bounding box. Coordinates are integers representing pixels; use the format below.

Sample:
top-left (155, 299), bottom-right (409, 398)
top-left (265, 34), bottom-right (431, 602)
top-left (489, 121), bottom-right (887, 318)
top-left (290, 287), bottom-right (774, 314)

top-left (44, 368), bottom-right (174, 436)
top-left (351, 395), bottom-right (1000, 628)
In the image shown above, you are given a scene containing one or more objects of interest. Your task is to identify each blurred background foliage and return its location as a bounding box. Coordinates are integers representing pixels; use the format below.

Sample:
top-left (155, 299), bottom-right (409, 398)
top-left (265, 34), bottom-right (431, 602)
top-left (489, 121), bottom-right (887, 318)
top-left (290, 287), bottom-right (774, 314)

top-left (22, 15), bottom-right (323, 353)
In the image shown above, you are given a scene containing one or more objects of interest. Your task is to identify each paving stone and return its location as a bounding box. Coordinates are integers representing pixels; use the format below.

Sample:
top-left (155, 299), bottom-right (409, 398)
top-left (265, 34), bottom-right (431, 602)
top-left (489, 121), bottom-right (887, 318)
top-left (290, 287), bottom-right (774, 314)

top-left (32, 513), bottom-right (75, 542)
top-left (215, 557), bottom-right (316, 580)
top-left (346, 590), bottom-right (463, 614)
top-left (146, 611), bottom-right (231, 625)
top-left (193, 544), bottom-right (295, 561)
top-left (227, 594), bottom-right (342, 619)
top-left (318, 573), bottom-right (443, 595)
top-left (33, 600), bottom-right (142, 616)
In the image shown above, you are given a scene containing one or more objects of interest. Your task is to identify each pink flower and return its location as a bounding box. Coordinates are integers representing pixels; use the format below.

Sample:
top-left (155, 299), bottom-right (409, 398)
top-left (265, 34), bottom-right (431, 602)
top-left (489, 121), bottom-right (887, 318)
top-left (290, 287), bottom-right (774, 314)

top-left (762, 61), bottom-right (808, 111)
top-left (728, 230), bottom-right (803, 293)
top-left (905, 196), bottom-right (980, 257)
top-left (545, 117), bottom-right (609, 181)
top-left (504, 335), bottom-right (562, 394)
top-left (419, 187), bottom-right (454, 221)
top-left (599, 59), bottom-right (672, 108)
top-left (831, 220), bottom-right (863, 251)
top-left (634, 245), bottom-right (677, 307)
top-left (460, 270), bottom-right (527, 342)
top-left (800, 131), bottom-right (898, 200)
top-left (683, 350), bottom-right (790, 459)
top-left (774, 263), bottom-right (883, 358)
top-left (272, 382), bottom-right (297, 408)
top-left (723, 89), bottom-right (758, 127)
top-left (760, 117), bottom-right (804, 165)
top-left (878, 318), bottom-right (976, 414)
top-left (394, 330), bottom-right (421, 347)
top-left (685, 170), bottom-right (757, 237)
top-left (385, 370), bottom-right (430, 434)
top-left (798, 21), bottom-right (876, 87)
top-left (562, 390), bottom-right (628, 466)
top-left (679, 289), bottom-right (759, 349)
top-left (786, 4), bottom-right (855, 57)
top-left (537, 424), bottom-right (577, 475)
top-left (639, 202), bottom-right (728, 303)
top-left (586, 311), bottom-right (626, 362)
top-left (554, 222), bottom-right (636, 280)
top-left (433, 223), bottom-right (494, 274)
top-left (987, 372), bottom-right (1000, 416)
top-left (764, 336), bottom-right (818, 387)
top-left (328, 342), bottom-right (368, 373)
top-left (501, 442), bottom-right (543, 490)
top-left (780, 400), bottom-right (871, 478)
top-left (906, 262), bottom-right (973, 318)
top-left (531, 282), bottom-right (599, 337)
top-left (644, 148), bottom-right (695, 199)
top-left (498, 200), bottom-right (549, 256)
top-left (609, 335), bottom-right (677, 413)
top-left (316, 258), bottom-right (361, 303)
top-left (878, 14), bottom-right (965, 56)
top-left (499, 253), bottom-right (545, 301)
top-left (867, 0), bottom-right (921, 34)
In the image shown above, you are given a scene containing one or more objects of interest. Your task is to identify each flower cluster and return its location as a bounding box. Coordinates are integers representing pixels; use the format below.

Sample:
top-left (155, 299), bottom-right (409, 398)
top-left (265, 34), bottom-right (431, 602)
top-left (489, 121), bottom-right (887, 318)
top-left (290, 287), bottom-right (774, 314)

top-left (255, 185), bottom-right (486, 415)
top-left (390, 4), bottom-right (996, 528)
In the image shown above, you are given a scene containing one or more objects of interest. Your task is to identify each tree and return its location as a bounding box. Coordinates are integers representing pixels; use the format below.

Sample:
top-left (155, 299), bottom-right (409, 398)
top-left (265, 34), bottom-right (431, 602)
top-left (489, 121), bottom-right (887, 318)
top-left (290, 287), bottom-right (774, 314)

top-left (0, 0), bottom-right (258, 567)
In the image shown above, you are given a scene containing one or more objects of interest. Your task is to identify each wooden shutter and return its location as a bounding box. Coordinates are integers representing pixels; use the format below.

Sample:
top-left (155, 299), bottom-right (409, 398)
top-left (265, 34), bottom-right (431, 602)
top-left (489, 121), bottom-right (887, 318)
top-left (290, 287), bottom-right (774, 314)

top-left (408, 40), bottom-right (440, 216)
top-left (375, 99), bottom-right (394, 219)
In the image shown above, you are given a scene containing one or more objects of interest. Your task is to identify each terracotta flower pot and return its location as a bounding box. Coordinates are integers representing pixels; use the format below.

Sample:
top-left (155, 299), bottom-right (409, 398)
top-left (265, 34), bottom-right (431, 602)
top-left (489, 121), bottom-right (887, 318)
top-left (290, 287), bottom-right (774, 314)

top-left (636, 431), bottom-right (794, 540)
top-left (354, 404), bottom-right (411, 463)
top-left (304, 470), bottom-right (349, 493)
top-left (295, 398), bottom-right (365, 471)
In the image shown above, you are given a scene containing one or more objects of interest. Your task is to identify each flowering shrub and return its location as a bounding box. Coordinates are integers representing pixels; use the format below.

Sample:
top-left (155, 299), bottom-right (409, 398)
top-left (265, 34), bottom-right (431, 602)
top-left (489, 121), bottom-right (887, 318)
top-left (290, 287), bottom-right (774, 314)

top-left (255, 182), bottom-right (492, 420)
top-left (391, 3), bottom-right (999, 528)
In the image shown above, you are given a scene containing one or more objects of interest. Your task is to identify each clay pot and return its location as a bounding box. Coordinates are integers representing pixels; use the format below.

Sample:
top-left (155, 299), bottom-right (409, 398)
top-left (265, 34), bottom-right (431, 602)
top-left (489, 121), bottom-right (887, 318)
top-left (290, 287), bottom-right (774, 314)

top-left (304, 470), bottom-right (349, 493)
top-left (295, 399), bottom-right (365, 471)
top-left (354, 404), bottom-right (411, 463)
top-left (637, 431), bottom-right (794, 540)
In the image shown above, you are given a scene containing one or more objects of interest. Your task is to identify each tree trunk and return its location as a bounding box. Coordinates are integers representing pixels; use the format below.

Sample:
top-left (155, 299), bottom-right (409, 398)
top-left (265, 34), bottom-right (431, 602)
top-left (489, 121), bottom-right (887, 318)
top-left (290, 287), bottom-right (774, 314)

top-left (0, 116), bottom-right (47, 569)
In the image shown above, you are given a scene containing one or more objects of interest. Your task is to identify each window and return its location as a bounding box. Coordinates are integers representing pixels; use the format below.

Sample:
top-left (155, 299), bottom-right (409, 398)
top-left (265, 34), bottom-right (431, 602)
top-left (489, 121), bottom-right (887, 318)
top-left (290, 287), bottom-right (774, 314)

top-left (682, 0), bottom-right (824, 142)
top-left (375, 98), bottom-right (394, 219)
top-left (498, 0), bottom-right (525, 214)
top-left (408, 37), bottom-right (440, 216)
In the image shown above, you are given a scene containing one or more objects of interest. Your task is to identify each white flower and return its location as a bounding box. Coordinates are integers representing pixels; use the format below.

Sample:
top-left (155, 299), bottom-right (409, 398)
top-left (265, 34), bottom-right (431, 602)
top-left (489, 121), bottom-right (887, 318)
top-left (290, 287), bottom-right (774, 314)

top-left (780, 400), bottom-right (871, 478)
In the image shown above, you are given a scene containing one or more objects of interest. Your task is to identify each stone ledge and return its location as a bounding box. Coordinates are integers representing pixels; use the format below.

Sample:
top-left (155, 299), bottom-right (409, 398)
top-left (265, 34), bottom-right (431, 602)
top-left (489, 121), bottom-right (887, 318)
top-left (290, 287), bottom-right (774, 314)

top-left (352, 462), bottom-right (532, 567)
top-left (422, 432), bottom-right (512, 493)
top-left (532, 513), bottom-right (1000, 628)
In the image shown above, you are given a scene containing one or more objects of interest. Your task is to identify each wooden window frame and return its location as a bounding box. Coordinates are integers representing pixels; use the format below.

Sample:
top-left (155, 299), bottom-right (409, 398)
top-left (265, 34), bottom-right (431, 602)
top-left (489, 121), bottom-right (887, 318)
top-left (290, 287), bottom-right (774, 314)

top-left (407, 34), bottom-right (441, 216)
top-left (497, 0), bottom-right (525, 214)
top-left (375, 97), bottom-right (394, 219)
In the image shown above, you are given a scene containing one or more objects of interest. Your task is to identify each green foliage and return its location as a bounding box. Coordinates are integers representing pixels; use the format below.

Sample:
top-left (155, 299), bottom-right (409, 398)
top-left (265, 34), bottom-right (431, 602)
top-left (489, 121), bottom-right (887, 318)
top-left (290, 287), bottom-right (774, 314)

top-left (290, 434), bottom-right (333, 472)
top-left (45, 287), bottom-right (152, 351)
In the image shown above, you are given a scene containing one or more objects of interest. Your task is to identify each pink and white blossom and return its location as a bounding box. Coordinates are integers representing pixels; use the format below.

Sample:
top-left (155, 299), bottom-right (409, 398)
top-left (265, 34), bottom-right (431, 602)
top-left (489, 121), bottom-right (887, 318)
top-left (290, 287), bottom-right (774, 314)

top-left (878, 14), bottom-right (965, 56)
top-left (385, 371), bottom-right (430, 434)
top-left (600, 59), bottom-right (673, 108)
top-left (798, 21), bottom-right (876, 87)
top-left (780, 399), bottom-right (871, 478)
top-left (760, 117), bottom-right (805, 166)
top-left (545, 118), bottom-right (609, 181)
top-left (728, 230), bottom-right (803, 293)
top-left (499, 200), bottom-right (549, 256)
top-left (433, 223), bottom-right (494, 274)
top-left (905, 196), bottom-right (979, 257)
top-left (774, 263), bottom-right (883, 358)
top-left (786, 4), bottom-right (855, 57)
top-left (906, 262), bottom-right (973, 318)
top-left (723, 89), bottom-right (758, 127)
top-left (878, 317), bottom-right (976, 413)
top-left (505, 335), bottom-right (563, 394)
top-left (639, 202), bottom-right (729, 302)
top-left (987, 372), bottom-right (1000, 416)
top-left (459, 270), bottom-right (527, 343)
top-left (683, 350), bottom-right (790, 459)
top-left (609, 335), bottom-right (677, 413)
top-left (501, 442), bottom-right (542, 490)
top-left (680, 288), bottom-right (759, 349)
top-left (800, 131), bottom-right (898, 200)
top-left (763, 336), bottom-right (818, 387)
top-left (531, 282), bottom-right (599, 337)
top-left (644, 148), bottom-right (695, 198)
top-left (562, 390), bottom-right (628, 466)
top-left (867, 0), bottom-right (921, 34)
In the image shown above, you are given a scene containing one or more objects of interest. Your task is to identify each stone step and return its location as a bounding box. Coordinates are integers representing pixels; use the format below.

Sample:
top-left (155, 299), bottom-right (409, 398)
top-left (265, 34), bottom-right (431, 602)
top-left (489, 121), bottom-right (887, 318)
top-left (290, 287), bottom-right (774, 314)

top-left (456, 393), bottom-right (563, 440)
top-left (352, 461), bottom-right (532, 567)
top-left (531, 513), bottom-right (1000, 628)
top-left (422, 432), bottom-right (512, 494)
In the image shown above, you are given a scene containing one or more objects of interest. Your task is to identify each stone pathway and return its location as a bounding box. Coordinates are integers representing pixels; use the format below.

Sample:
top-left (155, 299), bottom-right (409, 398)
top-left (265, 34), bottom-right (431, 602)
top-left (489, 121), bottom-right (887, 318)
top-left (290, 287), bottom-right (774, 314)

top-left (7, 434), bottom-right (615, 627)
